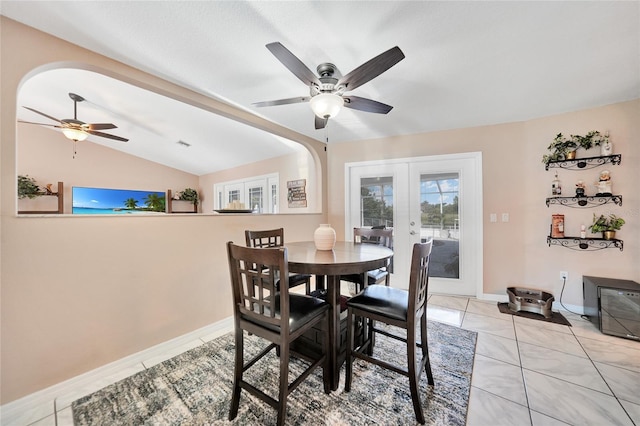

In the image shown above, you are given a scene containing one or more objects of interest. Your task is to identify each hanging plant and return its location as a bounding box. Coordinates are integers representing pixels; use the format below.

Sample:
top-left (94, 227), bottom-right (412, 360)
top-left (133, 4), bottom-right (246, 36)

top-left (588, 213), bottom-right (625, 233)
top-left (570, 130), bottom-right (607, 151)
top-left (17, 175), bottom-right (43, 199)
top-left (541, 133), bottom-right (577, 164)
top-left (178, 188), bottom-right (199, 205)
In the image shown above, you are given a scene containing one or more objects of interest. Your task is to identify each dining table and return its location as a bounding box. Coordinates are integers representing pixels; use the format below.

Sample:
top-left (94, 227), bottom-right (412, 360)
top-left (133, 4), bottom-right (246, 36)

top-left (284, 240), bottom-right (394, 390)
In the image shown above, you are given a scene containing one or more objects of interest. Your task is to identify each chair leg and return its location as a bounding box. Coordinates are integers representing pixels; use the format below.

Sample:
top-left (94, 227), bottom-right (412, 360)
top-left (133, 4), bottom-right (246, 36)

top-left (276, 340), bottom-right (290, 426)
top-left (344, 308), bottom-right (354, 392)
top-left (407, 327), bottom-right (425, 424)
top-left (305, 277), bottom-right (311, 295)
top-left (366, 318), bottom-right (375, 356)
top-left (229, 327), bottom-right (243, 420)
top-left (322, 313), bottom-right (331, 394)
top-left (421, 314), bottom-right (434, 385)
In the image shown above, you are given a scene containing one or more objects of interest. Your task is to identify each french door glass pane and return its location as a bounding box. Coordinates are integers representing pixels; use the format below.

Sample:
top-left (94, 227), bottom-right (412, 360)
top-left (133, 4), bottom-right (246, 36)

top-left (360, 176), bottom-right (393, 228)
top-left (420, 173), bottom-right (459, 278)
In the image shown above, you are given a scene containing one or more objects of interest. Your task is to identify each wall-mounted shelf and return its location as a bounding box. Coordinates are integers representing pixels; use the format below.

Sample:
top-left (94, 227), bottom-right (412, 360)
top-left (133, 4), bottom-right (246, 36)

top-left (547, 236), bottom-right (623, 251)
top-left (18, 181), bottom-right (64, 214)
top-left (546, 195), bottom-right (622, 208)
top-left (166, 189), bottom-right (197, 213)
top-left (544, 154), bottom-right (622, 171)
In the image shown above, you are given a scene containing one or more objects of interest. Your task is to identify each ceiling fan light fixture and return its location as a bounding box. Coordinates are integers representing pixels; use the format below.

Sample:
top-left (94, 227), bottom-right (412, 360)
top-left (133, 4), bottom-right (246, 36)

top-left (310, 93), bottom-right (344, 119)
top-left (62, 127), bottom-right (89, 141)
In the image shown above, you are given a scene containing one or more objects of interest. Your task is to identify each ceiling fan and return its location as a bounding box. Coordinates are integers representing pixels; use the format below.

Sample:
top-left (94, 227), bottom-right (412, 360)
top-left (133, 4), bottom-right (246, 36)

top-left (253, 42), bottom-right (405, 130)
top-left (20, 92), bottom-right (129, 142)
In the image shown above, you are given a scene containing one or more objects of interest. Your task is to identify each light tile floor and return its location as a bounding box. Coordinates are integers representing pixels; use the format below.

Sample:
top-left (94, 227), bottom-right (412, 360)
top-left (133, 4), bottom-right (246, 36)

top-left (15, 295), bottom-right (640, 425)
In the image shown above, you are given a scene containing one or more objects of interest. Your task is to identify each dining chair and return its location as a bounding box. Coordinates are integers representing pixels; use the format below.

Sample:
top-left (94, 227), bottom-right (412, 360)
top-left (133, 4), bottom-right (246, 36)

top-left (245, 228), bottom-right (312, 294)
top-left (227, 241), bottom-right (331, 426)
top-left (344, 240), bottom-right (434, 424)
top-left (340, 227), bottom-right (393, 293)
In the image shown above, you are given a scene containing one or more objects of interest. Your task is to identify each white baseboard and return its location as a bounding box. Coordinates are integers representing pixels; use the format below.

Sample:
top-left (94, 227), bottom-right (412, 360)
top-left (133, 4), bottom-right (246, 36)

top-left (479, 292), bottom-right (509, 302)
top-left (1, 317), bottom-right (234, 425)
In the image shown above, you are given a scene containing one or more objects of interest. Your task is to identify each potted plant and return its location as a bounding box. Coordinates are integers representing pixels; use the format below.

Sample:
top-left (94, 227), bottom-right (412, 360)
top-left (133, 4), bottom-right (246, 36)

top-left (178, 188), bottom-right (199, 205)
top-left (542, 133), bottom-right (578, 164)
top-left (571, 130), bottom-right (606, 151)
top-left (588, 213), bottom-right (625, 240)
top-left (17, 175), bottom-right (43, 199)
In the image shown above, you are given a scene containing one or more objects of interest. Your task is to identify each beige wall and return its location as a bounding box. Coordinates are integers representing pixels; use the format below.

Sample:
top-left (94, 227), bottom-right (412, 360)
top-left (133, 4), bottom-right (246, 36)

top-left (2, 16), bottom-right (639, 406)
top-left (329, 99), bottom-right (639, 302)
top-left (1, 17), bottom-right (326, 404)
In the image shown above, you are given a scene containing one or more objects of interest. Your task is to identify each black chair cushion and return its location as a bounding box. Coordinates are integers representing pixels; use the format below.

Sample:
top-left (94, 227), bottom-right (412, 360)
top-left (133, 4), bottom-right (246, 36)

top-left (245, 293), bottom-right (329, 333)
top-left (341, 269), bottom-right (388, 286)
top-left (346, 285), bottom-right (408, 322)
top-left (284, 273), bottom-right (312, 288)
top-left (273, 273), bottom-right (311, 290)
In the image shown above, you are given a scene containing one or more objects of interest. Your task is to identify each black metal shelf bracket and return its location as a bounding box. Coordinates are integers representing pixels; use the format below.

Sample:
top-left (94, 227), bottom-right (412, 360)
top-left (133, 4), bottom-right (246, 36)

top-left (544, 154), bottom-right (622, 171)
top-left (545, 195), bottom-right (622, 208)
top-left (547, 236), bottom-right (623, 251)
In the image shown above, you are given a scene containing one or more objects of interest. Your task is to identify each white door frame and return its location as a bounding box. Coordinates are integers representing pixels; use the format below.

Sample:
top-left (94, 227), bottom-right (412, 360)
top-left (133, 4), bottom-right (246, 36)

top-left (345, 152), bottom-right (483, 297)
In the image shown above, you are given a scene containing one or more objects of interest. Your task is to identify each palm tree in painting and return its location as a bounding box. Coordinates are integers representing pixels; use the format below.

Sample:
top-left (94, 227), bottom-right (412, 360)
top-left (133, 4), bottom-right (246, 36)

top-left (143, 193), bottom-right (165, 212)
top-left (124, 198), bottom-right (138, 210)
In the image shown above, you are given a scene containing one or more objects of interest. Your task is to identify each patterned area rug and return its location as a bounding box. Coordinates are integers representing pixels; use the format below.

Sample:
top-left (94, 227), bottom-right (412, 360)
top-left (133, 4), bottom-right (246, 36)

top-left (72, 321), bottom-right (477, 425)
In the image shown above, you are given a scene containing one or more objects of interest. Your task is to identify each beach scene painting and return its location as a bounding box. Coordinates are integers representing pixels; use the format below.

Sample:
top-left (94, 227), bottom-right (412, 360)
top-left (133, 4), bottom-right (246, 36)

top-left (72, 187), bottom-right (166, 215)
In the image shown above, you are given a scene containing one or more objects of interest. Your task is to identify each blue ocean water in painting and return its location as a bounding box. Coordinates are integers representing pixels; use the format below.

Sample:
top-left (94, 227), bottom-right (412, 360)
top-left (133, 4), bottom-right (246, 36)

top-left (72, 187), bottom-right (165, 215)
top-left (72, 207), bottom-right (148, 215)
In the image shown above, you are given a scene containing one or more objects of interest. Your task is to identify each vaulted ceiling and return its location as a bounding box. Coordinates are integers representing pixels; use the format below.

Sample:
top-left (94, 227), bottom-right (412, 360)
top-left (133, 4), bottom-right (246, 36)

top-left (3, 1), bottom-right (639, 176)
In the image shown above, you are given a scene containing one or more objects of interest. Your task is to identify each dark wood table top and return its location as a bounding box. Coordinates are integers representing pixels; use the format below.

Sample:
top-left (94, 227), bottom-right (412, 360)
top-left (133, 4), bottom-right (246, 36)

top-left (285, 241), bottom-right (393, 276)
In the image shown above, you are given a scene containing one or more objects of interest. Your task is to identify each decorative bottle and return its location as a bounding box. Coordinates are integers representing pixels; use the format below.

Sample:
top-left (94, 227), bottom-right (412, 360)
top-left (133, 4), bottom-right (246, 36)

top-left (552, 173), bottom-right (562, 196)
top-left (600, 132), bottom-right (613, 156)
top-left (314, 224), bottom-right (336, 250)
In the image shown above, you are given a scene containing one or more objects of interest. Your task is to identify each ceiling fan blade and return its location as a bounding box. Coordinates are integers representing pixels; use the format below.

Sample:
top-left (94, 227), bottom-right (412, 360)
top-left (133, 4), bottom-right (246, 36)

top-left (87, 130), bottom-right (129, 142)
top-left (23, 106), bottom-right (62, 124)
top-left (87, 123), bottom-right (117, 130)
top-left (315, 115), bottom-right (327, 130)
top-left (18, 120), bottom-right (62, 128)
top-left (337, 46), bottom-right (405, 92)
top-left (253, 96), bottom-right (310, 107)
top-left (266, 42), bottom-right (321, 87)
top-left (343, 96), bottom-right (393, 114)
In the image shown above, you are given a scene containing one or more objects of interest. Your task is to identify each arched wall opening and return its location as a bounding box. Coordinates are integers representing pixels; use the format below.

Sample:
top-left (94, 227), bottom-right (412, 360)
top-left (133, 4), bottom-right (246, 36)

top-left (16, 65), bottom-right (323, 215)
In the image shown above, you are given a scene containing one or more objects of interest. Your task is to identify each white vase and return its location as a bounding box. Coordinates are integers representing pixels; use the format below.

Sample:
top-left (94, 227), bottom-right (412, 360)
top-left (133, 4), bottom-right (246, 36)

top-left (600, 141), bottom-right (613, 156)
top-left (314, 224), bottom-right (336, 250)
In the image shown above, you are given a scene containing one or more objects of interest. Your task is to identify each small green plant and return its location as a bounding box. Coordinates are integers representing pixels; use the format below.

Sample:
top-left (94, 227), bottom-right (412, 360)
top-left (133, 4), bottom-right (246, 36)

top-left (571, 130), bottom-right (607, 150)
top-left (17, 175), bottom-right (42, 199)
top-left (179, 188), bottom-right (199, 205)
top-left (588, 213), bottom-right (625, 233)
top-left (541, 133), bottom-right (578, 164)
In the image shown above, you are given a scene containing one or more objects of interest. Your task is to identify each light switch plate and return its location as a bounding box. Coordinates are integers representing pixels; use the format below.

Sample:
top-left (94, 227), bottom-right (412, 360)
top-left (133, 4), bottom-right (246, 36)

top-left (502, 213), bottom-right (509, 222)
top-left (490, 213), bottom-right (497, 223)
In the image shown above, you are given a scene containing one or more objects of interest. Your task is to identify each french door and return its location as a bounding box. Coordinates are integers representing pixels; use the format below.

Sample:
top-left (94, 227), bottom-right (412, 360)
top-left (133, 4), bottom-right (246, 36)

top-left (346, 153), bottom-right (483, 296)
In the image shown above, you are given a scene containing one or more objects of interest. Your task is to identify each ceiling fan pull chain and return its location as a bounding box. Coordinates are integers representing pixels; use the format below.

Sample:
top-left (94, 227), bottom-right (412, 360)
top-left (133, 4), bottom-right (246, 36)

top-left (325, 119), bottom-right (329, 144)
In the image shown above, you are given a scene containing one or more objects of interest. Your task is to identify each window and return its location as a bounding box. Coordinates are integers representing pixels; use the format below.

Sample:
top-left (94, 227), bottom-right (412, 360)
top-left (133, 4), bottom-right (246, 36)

top-left (214, 173), bottom-right (279, 213)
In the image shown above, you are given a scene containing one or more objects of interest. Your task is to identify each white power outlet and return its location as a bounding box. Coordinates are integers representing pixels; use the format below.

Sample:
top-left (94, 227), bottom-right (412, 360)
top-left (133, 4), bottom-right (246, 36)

top-left (560, 271), bottom-right (569, 280)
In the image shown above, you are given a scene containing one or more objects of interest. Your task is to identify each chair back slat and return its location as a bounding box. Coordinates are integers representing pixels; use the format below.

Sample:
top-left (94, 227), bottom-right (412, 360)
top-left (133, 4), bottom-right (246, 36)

top-left (353, 227), bottom-right (393, 248)
top-left (227, 242), bottom-right (289, 330)
top-left (245, 228), bottom-right (284, 248)
top-left (353, 227), bottom-right (394, 273)
top-left (408, 240), bottom-right (433, 317)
